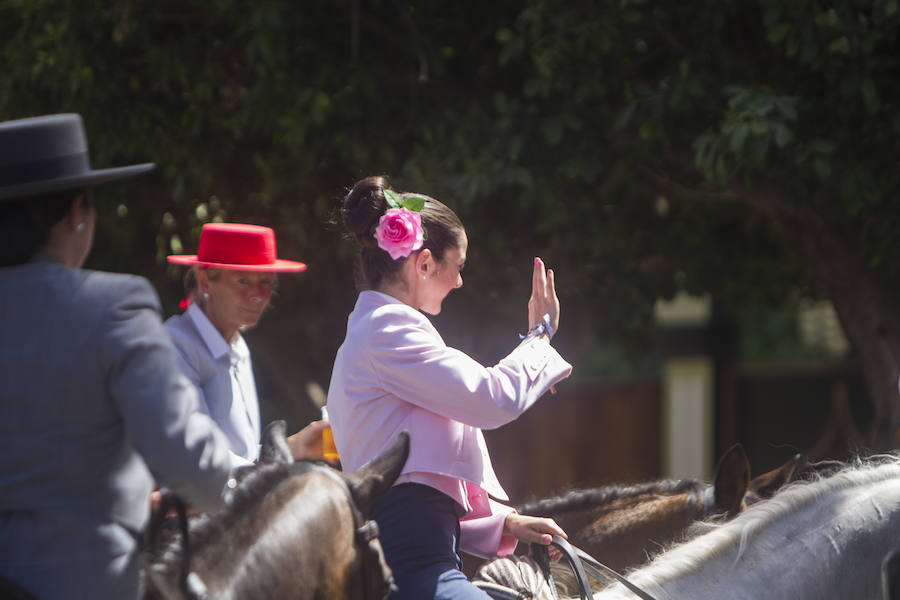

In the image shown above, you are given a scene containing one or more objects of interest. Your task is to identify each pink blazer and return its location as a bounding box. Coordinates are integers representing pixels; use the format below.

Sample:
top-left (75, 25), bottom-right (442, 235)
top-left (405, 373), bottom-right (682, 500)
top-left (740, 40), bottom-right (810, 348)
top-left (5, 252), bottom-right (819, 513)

top-left (327, 291), bottom-right (572, 557)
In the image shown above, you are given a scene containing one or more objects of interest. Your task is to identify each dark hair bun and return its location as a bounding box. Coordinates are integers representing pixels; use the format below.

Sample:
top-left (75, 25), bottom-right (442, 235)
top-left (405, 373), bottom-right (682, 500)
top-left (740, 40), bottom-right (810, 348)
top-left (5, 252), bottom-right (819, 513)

top-left (342, 176), bottom-right (390, 247)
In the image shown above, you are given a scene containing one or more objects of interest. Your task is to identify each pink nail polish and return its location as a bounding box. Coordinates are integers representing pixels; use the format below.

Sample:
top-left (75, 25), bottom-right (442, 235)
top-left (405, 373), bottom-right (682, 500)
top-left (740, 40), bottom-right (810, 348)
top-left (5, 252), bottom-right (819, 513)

top-left (534, 257), bottom-right (540, 265)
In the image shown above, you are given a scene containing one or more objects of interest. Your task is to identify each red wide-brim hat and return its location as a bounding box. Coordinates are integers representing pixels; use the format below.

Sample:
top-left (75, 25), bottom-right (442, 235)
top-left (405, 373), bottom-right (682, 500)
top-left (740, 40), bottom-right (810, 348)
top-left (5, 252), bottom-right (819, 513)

top-left (167, 223), bottom-right (307, 272)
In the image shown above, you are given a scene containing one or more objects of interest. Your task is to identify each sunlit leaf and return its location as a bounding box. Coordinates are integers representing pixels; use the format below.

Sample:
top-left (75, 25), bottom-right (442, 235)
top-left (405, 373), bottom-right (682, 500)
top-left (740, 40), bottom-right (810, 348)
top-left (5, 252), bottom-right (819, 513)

top-left (383, 189), bottom-right (403, 209)
top-left (401, 196), bottom-right (426, 212)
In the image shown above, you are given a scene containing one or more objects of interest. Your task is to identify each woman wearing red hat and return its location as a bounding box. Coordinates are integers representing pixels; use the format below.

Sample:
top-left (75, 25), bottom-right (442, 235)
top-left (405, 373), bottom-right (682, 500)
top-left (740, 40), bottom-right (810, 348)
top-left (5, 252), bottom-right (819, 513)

top-left (328, 176), bottom-right (572, 599)
top-left (166, 222), bottom-right (328, 469)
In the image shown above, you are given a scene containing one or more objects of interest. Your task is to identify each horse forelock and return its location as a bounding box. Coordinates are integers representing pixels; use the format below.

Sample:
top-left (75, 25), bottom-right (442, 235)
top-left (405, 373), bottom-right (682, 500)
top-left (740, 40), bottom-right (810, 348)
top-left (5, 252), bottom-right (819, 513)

top-left (597, 455), bottom-right (900, 600)
top-left (518, 478), bottom-right (709, 517)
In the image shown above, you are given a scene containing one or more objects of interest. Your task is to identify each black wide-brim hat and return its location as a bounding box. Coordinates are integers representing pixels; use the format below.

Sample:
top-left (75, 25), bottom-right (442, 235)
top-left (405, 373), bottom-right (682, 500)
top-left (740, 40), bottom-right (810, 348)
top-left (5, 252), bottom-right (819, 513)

top-left (0, 113), bottom-right (155, 201)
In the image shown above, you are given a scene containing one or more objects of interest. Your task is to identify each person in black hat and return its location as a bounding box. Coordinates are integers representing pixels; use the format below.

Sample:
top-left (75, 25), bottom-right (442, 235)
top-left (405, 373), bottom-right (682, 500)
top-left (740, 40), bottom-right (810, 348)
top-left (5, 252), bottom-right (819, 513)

top-left (0, 114), bottom-right (233, 599)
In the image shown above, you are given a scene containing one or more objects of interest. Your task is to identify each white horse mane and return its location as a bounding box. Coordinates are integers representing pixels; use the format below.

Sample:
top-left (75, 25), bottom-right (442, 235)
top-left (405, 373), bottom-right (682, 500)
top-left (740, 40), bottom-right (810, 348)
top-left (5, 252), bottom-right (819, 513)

top-left (594, 454), bottom-right (900, 600)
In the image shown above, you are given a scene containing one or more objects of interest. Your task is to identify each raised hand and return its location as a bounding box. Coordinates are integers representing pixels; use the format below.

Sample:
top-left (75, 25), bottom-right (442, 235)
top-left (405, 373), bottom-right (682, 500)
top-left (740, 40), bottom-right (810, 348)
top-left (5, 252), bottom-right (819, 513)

top-left (528, 257), bottom-right (560, 336)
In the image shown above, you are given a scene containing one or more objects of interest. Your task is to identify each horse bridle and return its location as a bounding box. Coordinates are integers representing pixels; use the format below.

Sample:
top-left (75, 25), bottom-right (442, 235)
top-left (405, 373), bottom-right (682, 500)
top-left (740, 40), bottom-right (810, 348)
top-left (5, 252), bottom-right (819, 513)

top-left (147, 464), bottom-right (393, 600)
top-left (306, 464), bottom-right (396, 600)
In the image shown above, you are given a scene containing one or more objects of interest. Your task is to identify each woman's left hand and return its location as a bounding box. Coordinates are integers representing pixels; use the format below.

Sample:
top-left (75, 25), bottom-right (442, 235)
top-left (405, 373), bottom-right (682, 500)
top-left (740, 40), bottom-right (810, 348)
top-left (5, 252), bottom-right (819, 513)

top-left (503, 512), bottom-right (567, 560)
top-left (528, 257), bottom-right (560, 336)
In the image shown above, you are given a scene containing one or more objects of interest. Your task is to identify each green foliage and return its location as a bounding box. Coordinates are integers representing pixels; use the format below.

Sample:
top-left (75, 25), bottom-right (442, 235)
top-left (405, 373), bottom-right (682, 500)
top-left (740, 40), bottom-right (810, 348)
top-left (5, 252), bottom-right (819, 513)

top-left (480, 0), bottom-right (900, 342)
top-left (3, 0), bottom-right (900, 397)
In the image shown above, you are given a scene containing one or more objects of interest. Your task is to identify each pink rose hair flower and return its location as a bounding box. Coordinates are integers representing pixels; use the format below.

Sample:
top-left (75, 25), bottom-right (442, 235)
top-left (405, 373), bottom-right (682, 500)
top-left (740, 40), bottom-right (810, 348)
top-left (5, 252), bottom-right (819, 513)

top-left (375, 207), bottom-right (425, 260)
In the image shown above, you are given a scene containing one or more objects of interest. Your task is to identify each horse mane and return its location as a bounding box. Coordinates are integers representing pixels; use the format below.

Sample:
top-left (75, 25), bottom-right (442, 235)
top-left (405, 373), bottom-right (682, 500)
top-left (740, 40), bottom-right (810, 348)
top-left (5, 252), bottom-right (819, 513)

top-left (614, 454), bottom-right (900, 596)
top-left (518, 478), bottom-right (709, 516)
top-left (147, 460), bottom-right (326, 578)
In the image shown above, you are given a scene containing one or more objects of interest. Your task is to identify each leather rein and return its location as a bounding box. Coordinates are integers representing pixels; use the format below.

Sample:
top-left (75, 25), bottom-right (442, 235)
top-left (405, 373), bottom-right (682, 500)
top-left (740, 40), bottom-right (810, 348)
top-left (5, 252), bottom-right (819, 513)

top-left (544, 535), bottom-right (658, 600)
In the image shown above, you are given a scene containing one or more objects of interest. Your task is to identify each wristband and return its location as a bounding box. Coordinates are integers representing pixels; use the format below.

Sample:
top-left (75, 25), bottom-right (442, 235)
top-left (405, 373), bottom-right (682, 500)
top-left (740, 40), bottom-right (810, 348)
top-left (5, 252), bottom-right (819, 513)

top-left (520, 313), bottom-right (555, 340)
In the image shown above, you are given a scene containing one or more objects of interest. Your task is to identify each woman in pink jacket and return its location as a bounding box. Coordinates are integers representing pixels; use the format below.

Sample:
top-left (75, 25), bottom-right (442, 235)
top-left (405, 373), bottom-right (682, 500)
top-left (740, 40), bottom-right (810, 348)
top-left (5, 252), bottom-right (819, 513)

top-left (327, 176), bottom-right (573, 599)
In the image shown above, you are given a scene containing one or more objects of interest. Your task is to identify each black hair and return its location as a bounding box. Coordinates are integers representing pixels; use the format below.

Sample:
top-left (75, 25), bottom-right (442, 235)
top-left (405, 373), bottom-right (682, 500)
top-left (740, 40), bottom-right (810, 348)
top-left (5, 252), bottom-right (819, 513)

top-left (341, 176), bottom-right (464, 290)
top-left (0, 188), bottom-right (88, 267)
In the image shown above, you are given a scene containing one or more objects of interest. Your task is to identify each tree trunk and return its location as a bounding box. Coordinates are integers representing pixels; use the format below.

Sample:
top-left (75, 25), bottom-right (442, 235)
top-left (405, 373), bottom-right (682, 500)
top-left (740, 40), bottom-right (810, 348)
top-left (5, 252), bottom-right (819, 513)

top-left (647, 168), bottom-right (900, 450)
top-left (760, 198), bottom-right (900, 450)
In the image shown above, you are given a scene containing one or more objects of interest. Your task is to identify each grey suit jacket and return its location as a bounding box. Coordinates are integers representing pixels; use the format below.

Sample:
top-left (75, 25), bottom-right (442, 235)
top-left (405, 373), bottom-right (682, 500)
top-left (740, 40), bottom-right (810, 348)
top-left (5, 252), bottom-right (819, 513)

top-left (0, 256), bottom-right (231, 599)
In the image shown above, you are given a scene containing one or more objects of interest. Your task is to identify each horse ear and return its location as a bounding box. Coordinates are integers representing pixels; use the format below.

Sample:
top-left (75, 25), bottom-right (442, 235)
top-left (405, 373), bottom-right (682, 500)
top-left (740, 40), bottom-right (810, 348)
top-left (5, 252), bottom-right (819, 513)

top-left (745, 453), bottom-right (807, 505)
top-left (259, 420), bottom-right (294, 464)
top-left (346, 431), bottom-right (410, 516)
top-left (713, 443), bottom-right (750, 516)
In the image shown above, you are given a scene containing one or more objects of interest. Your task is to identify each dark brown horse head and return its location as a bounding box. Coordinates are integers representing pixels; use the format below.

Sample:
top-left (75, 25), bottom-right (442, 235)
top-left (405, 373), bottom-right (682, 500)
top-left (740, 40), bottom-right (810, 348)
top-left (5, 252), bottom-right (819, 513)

top-left (144, 422), bottom-right (410, 600)
top-left (518, 477), bottom-right (714, 573)
top-left (517, 444), bottom-right (808, 575)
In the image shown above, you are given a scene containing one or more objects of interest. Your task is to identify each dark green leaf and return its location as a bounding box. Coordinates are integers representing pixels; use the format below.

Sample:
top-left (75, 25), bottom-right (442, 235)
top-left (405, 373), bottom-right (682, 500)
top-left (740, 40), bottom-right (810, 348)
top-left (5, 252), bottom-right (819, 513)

top-left (861, 78), bottom-right (880, 114)
top-left (767, 23), bottom-right (791, 44)
top-left (773, 123), bottom-right (794, 148)
top-left (729, 123), bottom-right (750, 153)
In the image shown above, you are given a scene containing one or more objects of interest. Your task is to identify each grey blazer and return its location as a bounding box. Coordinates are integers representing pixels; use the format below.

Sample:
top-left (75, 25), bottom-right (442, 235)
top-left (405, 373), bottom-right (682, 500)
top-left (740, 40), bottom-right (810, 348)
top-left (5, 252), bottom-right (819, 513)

top-left (0, 256), bottom-right (231, 599)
